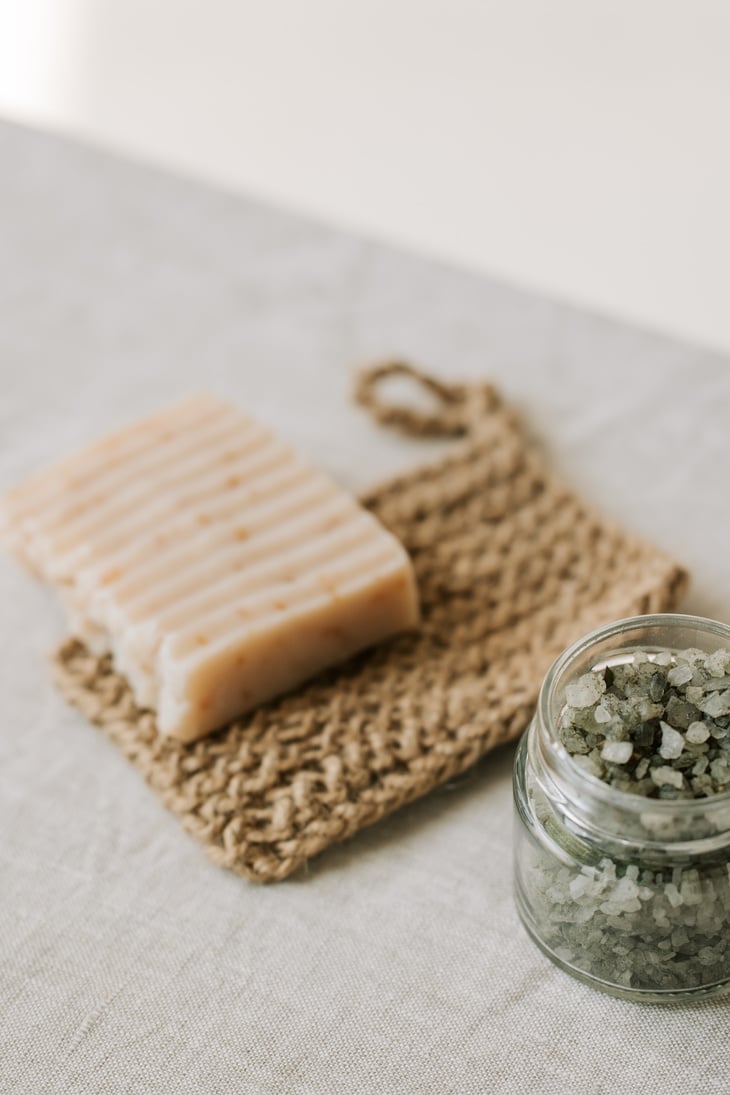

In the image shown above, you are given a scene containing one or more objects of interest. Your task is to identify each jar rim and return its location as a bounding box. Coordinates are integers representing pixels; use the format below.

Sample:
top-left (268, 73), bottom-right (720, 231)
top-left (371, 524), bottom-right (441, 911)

top-left (537, 612), bottom-right (730, 820)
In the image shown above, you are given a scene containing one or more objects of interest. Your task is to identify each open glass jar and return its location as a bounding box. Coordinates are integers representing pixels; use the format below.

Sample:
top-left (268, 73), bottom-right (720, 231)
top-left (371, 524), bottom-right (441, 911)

top-left (513, 613), bottom-right (730, 1002)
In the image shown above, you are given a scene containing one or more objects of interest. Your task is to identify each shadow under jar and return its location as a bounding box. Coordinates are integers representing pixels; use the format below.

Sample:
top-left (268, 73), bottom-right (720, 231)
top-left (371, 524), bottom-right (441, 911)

top-left (513, 614), bottom-right (730, 1002)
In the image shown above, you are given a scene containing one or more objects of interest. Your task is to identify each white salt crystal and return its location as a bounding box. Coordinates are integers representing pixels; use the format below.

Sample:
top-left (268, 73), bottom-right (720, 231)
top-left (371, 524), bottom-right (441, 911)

top-left (565, 672), bottom-right (606, 709)
top-left (706, 649), bottom-right (730, 677)
top-left (710, 759), bottom-right (730, 784)
top-left (667, 664), bottom-right (693, 687)
top-left (571, 754), bottom-right (603, 778)
top-left (659, 721), bottom-right (685, 759)
top-left (569, 874), bottom-right (590, 899)
top-left (601, 740), bottom-right (633, 765)
top-left (680, 878), bottom-right (702, 905)
top-left (598, 858), bottom-right (616, 881)
top-left (638, 699), bottom-right (663, 721)
top-left (686, 721), bottom-right (710, 744)
top-left (640, 810), bottom-right (676, 837)
top-left (700, 690), bottom-right (730, 718)
top-left (651, 765), bottom-right (684, 789)
top-left (634, 757), bottom-right (650, 779)
top-left (594, 704), bottom-right (611, 724)
top-left (664, 882), bottom-right (683, 908)
top-left (614, 876), bottom-right (639, 902)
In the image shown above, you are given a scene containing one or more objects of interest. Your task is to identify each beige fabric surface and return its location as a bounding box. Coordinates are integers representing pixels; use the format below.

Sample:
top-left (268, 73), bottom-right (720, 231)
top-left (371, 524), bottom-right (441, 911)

top-left (2, 121), bottom-right (730, 1094)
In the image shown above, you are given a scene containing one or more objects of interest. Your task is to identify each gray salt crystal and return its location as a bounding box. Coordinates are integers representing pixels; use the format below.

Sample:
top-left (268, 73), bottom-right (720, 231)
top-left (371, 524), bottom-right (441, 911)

top-left (633, 722), bottom-right (655, 751)
top-left (611, 665), bottom-right (635, 692)
top-left (701, 675), bottom-right (730, 692)
top-left (648, 672), bottom-right (666, 702)
top-left (560, 729), bottom-right (590, 755)
top-left (672, 927), bottom-right (690, 948)
top-left (664, 695), bottom-right (699, 729)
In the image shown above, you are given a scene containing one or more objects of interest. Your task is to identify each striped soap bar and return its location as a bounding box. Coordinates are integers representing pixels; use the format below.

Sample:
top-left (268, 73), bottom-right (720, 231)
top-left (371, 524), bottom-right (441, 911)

top-left (1, 394), bottom-right (420, 742)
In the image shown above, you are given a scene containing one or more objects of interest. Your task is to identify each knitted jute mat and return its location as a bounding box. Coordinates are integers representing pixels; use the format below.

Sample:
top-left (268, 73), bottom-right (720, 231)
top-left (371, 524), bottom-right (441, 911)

top-left (53, 363), bottom-right (688, 882)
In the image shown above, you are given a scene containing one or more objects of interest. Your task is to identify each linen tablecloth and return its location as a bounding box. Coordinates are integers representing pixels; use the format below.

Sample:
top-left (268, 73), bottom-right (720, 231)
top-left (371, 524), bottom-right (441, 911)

top-left (2, 120), bottom-right (729, 1094)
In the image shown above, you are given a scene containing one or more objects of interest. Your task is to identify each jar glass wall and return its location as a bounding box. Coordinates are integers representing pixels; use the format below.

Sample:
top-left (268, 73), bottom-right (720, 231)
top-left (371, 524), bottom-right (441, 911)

top-left (513, 614), bottom-right (730, 1002)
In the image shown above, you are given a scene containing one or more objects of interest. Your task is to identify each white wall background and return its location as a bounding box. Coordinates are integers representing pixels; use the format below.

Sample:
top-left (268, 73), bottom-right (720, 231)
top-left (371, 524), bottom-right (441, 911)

top-left (1, 1), bottom-right (729, 354)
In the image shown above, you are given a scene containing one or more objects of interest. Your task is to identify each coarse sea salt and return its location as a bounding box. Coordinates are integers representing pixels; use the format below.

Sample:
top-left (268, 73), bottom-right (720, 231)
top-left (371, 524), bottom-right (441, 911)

top-left (559, 649), bottom-right (730, 798)
top-left (516, 640), bottom-right (730, 999)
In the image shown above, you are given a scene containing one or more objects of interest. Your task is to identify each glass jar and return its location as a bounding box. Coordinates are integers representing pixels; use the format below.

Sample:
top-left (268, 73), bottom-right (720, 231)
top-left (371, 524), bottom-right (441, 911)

top-left (513, 613), bottom-right (730, 1002)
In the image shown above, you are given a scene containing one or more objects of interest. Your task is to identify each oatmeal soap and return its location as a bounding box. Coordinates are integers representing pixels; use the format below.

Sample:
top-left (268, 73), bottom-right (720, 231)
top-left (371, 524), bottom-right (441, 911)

top-left (513, 614), bottom-right (730, 1002)
top-left (0, 394), bottom-right (420, 742)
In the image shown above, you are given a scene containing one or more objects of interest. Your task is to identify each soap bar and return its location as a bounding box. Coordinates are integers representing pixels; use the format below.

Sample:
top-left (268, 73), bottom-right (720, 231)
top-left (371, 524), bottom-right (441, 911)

top-left (1, 394), bottom-right (420, 741)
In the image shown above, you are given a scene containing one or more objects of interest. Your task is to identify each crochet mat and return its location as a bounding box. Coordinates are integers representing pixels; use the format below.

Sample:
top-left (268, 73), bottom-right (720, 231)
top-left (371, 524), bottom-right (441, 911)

top-left (53, 363), bottom-right (688, 882)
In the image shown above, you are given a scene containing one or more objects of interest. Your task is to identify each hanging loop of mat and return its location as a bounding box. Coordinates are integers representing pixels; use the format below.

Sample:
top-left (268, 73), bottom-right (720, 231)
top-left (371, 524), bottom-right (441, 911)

top-left (354, 360), bottom-right (500, 439)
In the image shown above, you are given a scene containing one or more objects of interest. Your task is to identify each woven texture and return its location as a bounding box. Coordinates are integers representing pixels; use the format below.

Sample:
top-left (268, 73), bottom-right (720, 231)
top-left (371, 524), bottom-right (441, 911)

top-left (53, 363), bottom-right (688, 882)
